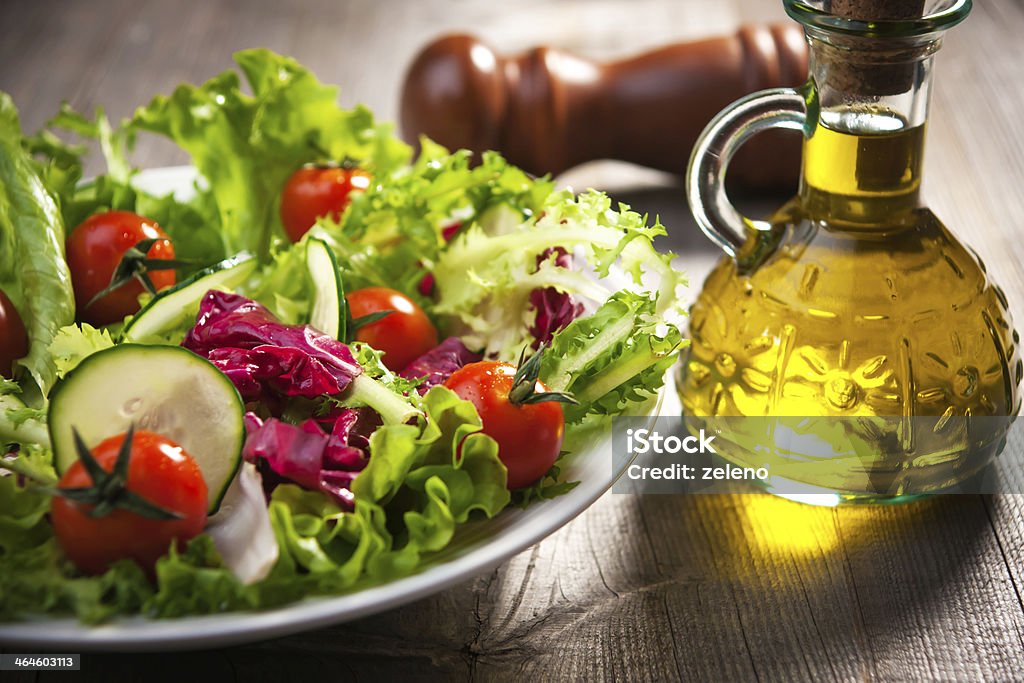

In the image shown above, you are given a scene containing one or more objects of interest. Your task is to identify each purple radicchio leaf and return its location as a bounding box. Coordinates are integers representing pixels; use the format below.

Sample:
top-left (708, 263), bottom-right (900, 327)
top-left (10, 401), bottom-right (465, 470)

top-left (529, 248), bottom-right (584, 348)
top-left (183, 290), bottom-right (362, 402)
top-left (399, 336), bottom-right (482, 392)
top-left (241, 408), bottom-right (378, 510)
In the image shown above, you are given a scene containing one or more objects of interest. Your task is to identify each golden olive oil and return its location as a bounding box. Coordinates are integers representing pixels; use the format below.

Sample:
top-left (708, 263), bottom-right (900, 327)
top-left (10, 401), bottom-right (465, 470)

top-left (679, 113), bottom-right (1022, 500)
top-left (802, 120), bottom-right (925, 222)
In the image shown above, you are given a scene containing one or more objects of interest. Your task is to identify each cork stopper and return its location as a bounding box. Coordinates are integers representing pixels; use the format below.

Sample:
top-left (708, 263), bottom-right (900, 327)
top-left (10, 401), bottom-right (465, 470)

top-left (828, 0), bottom-right (927, 21)
top-left (822, 0), bottom-right (928, 95)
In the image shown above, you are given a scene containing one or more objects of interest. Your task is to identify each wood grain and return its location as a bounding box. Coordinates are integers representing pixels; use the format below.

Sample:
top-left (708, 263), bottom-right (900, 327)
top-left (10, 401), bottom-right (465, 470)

top-left (2, 0), bottom-right (1024, 681)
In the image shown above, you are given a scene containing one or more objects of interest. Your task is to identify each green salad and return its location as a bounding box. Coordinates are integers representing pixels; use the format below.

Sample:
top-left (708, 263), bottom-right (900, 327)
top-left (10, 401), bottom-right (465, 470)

top-left (0, 50), bottom-right (687, 623)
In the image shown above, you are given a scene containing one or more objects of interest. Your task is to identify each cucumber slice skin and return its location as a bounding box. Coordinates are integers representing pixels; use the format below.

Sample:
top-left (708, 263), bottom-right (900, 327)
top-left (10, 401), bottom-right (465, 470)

top-left (48, 345), bottom-right (245, 514)
top-left (123, 253), bottom-right (257, 343)
top-left (306, 238), bottom-right (345, 340)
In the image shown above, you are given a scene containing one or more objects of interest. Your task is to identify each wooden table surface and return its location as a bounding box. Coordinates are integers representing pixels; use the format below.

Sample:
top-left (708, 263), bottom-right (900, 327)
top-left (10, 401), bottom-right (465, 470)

top-left (3, 0), bottom-right (1024, 680)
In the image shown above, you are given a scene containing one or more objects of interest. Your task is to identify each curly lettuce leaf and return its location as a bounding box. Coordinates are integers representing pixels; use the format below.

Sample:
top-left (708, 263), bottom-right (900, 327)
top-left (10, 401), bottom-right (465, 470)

top-left (0, 540), bottom-right (153, 625)
top-left (243, 239), bottom-right (311, 324)
top-left (306, 146), bottom-right (552, 306)
top-left (432, 189), bottom-right (686, 360)
top-left (146, 536), bottom-right (266, 617)
top-left (0, 395), bottom-right (50, 447)
top-left (0, 93), bottom-right (76, 396)
top-left (26, 103), bottom-right (136, 230)
top-left (48, 323), bottom-right (115, 380)
top-left (23, 102), bottom-right (133, 216)
top-left (348, 341), bottom-right (425, 397)
top-left (0, 445), bottom-right (53, 547)
top-left (133, 48), bottom-right (411, 262)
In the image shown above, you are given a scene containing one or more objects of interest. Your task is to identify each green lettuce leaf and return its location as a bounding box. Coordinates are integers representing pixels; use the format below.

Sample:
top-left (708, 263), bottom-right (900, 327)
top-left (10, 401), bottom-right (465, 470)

top-left (133, 48), bottom-right (411, 262)
top-left (0, 394), bottom-right (50, 447)
top-left (145, 536), bottom-right (263, 618)
top-left (0, 539), bottom-right (153, 625)
top-left (241, 236), bottom-right (312, 324)
top-left (298, 146), bottom-right (552, 320)
top-left (23, 102), bottom-right (133, 221)
top-left (48, 323), bottom-right (115, 380)
top-left (0, 445), bottom-right (53, 548)
top-left (0, 93), bottom-right (76, 396)
top-left (27, 104), bottom-right (227, 276)
top-left (348, 341), bottom-right (425, 398)
top-left (26, 104), bottom-right (135, 228)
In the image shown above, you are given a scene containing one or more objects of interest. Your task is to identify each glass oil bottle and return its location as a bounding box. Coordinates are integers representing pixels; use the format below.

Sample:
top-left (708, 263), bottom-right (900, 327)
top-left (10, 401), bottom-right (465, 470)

top-left (679, 0), bottom-right (1021, 502)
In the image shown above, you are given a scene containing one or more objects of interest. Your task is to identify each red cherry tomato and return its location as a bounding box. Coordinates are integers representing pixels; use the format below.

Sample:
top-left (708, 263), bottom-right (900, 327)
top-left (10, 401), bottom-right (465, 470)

top-left (346, 287), bottom-right (438, 372)
top-left (280, 165), bottom-right (371, 242)
top-left (66, 211), bottom-right (175, 327)
top-left (0, 289), bottom-right (28, 378)
top-left (51, 431), bottom-right (208, 577)
top-left (444, 361), bottom-right (565, 489)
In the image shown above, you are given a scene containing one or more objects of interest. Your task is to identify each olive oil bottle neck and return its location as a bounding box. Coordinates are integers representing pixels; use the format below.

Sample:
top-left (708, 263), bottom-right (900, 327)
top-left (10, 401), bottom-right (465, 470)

top-left (798, 36), bottom-right (936, 223)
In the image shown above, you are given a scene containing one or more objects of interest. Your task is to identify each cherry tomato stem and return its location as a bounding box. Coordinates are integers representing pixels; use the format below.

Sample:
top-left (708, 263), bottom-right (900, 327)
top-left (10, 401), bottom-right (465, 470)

top-left (66, 211), bottom-right (175, 327)
top-left (51, 430), bottom-right (207, 577)
top-left (444, 361), bottom-right (565, 489)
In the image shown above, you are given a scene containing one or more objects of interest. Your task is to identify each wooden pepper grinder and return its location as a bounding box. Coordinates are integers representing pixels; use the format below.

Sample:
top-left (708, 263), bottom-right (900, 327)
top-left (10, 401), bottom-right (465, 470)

top-left (400, 24), bottom-right (808, 191)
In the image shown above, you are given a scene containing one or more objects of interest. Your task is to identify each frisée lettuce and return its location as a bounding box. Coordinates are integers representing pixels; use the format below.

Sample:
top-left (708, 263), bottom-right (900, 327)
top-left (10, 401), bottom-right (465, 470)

top-left (433, 189), bottom-right (686, 359)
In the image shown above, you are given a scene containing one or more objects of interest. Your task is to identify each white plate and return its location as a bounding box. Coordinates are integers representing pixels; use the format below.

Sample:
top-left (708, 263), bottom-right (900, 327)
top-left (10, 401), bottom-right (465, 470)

top-left (0, 167), bottom-right (674, 651)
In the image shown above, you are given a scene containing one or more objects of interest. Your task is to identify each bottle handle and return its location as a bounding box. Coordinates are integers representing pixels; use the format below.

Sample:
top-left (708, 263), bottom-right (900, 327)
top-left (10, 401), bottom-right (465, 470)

top-left (687, 87), bottom-right (809, 260)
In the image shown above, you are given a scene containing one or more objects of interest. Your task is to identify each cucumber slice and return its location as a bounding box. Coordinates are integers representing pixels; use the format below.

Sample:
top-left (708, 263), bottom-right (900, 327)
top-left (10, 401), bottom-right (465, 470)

top-left (123, 253), bottom-right (257, 343)
top-left (307, 238), bottom-right (345, 339)
top-left (49, 345), bottom-right (245, 514)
